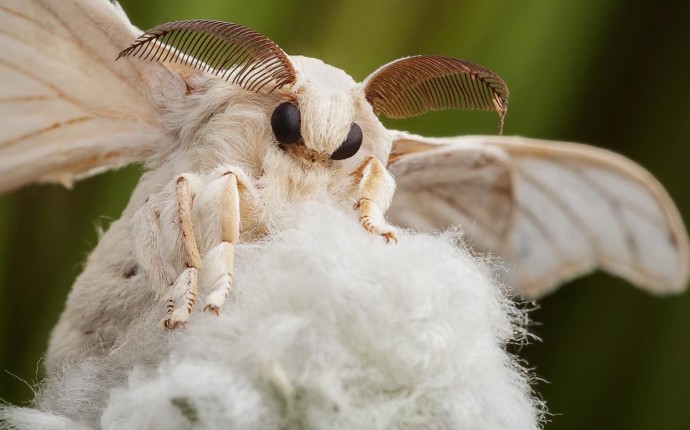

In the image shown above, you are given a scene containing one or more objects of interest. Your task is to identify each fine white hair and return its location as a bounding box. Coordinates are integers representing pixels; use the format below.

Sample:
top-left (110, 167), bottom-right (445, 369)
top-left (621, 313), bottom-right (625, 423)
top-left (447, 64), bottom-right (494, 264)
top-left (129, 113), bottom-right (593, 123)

top-left (1, 202), bottom-right (543, 430)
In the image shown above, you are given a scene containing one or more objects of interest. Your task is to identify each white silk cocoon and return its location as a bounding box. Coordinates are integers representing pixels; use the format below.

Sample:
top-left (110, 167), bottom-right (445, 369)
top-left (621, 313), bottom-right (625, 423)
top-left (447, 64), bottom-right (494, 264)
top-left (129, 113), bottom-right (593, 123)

top-left (2, 202), bottom-right (542, 429)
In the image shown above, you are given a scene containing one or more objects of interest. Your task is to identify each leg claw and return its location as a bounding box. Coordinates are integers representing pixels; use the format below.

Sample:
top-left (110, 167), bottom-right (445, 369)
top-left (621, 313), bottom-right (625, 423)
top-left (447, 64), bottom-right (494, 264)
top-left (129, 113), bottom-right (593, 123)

top-left (359, 216), bottom-right (398, 244)
top-left (203, 304), bottom-right (221, 315)
top-left (162, 317), bottom-right (187, 330)
top-left (382, 231), bottom-right (398, 244)
top-left (162, 307), bottom-right (191, 330)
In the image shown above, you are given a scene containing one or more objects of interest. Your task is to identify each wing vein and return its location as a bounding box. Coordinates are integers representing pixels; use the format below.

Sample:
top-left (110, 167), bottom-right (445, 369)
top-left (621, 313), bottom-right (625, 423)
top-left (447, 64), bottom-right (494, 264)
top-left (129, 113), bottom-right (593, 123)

top-left (425, 187), bottom-right (507, 243)
top-left (0, 95), bottom-right (57, 103)
top-left (10, 2), bottom-right (151, 106)
top-left (514, 186), bottom-right (570, 262)
top-left (0, 59), bottom-right (77, 107)
top-left (516, 166), bottom-right (598, 256)
top-left (559, 161), bottom-right (642, 269)
top-left (558, 160), bottom-right (667, 226)
top-left (1, 116), bottom-right (96, 149)
top-left (0, 4), bottom-right (60, 37)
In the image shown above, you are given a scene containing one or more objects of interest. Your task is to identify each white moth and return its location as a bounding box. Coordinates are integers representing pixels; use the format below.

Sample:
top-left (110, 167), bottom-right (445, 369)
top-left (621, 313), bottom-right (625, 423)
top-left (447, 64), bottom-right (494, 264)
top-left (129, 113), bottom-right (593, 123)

top-left (1, 0), bottom-right (688, 370)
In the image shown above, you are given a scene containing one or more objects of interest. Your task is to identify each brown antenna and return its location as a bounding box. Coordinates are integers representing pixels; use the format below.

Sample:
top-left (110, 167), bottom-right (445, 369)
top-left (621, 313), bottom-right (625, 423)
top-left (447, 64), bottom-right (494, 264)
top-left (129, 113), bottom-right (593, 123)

top-left (363, 55), bottom-right (509, 134)
top-left (118, 19), bottom-right (296, 93)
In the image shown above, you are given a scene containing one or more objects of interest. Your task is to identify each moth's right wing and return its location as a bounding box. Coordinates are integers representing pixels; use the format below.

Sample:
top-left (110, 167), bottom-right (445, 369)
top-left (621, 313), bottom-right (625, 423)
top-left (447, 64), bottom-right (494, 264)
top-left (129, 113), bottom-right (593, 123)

top-left (0, 0), bottom-right (186, 193)
top-left (387, 132), bottom-right (690, 298)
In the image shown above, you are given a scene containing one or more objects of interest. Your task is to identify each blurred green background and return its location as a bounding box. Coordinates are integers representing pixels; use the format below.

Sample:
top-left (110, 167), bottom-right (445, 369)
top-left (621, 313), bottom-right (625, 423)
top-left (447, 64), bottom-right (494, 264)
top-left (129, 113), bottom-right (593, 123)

top-left (2, 0), bottom-right (689, 428)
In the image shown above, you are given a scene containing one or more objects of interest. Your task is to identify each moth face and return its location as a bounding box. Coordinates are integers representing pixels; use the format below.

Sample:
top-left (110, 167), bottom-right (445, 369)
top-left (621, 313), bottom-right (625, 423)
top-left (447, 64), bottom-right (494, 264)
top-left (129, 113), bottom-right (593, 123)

top-left (269, 56), bottom-right (378, 165)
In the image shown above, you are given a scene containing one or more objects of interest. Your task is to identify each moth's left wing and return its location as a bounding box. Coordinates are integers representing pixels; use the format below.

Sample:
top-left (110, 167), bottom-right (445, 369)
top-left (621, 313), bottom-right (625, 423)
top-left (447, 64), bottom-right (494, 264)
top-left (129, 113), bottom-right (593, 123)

top-left (0, 0), bottom-right (185, 193)
top-left (387, 132), bottom-right (690, 298)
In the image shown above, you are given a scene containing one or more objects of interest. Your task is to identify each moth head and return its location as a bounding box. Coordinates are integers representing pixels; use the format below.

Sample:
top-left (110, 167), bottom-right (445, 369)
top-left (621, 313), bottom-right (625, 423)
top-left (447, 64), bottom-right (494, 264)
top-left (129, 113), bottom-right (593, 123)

top-left (265, 55), bottom-right (511, 165)
top-left (277, 56), bottom-right (371, 163)
top-left (118, 20), bottom-right (369, 164)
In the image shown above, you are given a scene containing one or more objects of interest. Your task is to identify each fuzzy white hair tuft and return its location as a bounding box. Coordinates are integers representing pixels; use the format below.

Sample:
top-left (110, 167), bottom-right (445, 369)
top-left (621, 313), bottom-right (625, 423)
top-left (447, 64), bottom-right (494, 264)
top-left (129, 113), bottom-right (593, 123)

top-left (1, 202), bottom-right (543, 430)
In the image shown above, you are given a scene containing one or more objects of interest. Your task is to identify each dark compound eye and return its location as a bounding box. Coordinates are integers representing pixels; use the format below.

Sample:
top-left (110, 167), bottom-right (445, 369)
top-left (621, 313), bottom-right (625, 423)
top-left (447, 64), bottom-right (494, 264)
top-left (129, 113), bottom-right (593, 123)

top-left (331, 123), bottom-right (363, 160)
top-left (271, 102), bottom-right (301, 144)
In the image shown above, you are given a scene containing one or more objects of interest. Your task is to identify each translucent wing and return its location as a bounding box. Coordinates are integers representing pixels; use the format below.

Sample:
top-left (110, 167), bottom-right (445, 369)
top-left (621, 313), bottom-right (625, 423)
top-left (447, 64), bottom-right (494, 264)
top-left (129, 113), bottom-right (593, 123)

top-left (387, 132), bottom-right (690, 298)
top-left (0, 0), bottom-right (185, 192)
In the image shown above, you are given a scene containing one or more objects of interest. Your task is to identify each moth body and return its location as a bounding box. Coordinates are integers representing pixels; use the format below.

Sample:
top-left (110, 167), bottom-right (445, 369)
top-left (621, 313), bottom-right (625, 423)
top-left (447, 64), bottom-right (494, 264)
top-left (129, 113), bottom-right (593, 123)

top-left (1, 0), bottom-right (687, 371)
top-left (89, 55), bottom-right (398, 332)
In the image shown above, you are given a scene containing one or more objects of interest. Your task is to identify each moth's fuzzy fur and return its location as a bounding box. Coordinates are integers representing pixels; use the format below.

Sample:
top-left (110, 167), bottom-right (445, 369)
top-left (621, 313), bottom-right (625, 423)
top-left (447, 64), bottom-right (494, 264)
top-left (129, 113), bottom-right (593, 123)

top-left (46, 55), bottom-right (396, 370)
top-left (3, 203), bottom-right (543, 430)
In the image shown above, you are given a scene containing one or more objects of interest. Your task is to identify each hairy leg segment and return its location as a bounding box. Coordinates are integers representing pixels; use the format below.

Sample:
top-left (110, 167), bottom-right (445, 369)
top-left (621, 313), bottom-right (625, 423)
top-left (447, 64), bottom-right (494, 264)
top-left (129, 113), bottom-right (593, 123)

top-left (132, 170), bottom-right (244, 330)
top-left (351, 156), bottom-right (398, 244)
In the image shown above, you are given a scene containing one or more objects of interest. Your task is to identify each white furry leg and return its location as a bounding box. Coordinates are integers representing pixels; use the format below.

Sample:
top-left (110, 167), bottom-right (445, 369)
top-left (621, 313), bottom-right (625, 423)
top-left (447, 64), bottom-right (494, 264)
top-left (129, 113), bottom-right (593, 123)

top-left (201, 242), bottom-right (234, 314)
top-left (164, 267), bottom-right (199, 329)
top-left (197, 172), bottom-right (241, 315)
top-left (163, 176), bottom-right (202, 330)
top-left (352, 156), bottom-right (398, 243)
